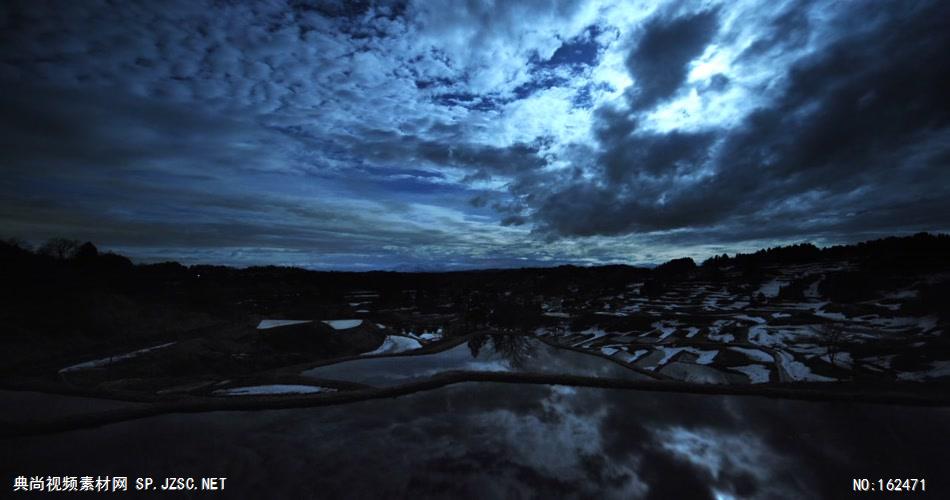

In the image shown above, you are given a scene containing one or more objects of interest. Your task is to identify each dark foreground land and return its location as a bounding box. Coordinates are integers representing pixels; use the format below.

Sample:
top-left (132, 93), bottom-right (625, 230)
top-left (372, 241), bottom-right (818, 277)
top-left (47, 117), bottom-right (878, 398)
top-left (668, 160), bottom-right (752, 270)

top-left (1, 234), bottom-right (949, 498)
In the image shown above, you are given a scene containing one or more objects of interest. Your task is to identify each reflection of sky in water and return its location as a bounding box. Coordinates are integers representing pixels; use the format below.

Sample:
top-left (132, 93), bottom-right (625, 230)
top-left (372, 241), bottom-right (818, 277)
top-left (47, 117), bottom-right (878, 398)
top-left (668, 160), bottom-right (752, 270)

top-left (656, 426), bottom-right (785, 498)
top-left (303, 336), bottom-right (648, 386)
top-left (2, 385), bottom-right (948, 499)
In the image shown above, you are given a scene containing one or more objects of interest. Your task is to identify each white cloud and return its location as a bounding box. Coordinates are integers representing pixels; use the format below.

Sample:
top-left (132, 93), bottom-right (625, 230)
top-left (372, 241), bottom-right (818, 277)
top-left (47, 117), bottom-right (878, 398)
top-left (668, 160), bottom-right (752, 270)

top-left (3, 0), bottom-right (945, 268)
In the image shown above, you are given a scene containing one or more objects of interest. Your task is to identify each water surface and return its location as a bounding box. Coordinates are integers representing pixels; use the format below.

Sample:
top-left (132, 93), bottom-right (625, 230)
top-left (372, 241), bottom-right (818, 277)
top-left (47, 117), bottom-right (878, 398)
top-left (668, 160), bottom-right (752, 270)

top-left (2, 384), bottom-right (946, 499)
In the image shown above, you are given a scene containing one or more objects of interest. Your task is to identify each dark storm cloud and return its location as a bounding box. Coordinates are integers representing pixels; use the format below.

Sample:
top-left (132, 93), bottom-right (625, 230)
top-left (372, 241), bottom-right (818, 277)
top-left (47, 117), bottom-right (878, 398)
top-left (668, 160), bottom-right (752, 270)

top-left (354, 128), bottom-right (548, 177)
top-left (2, 0), bottom-right (948, 268)
top-left (530, 0), bottom-right (950, 243)
top-left (601, 127), bottom-right (716, 184)
top-left (0, 83), bottom-right (279, 175)
top-left (625, 8), bottom-right (719, 109)
top-left (0, 81), bottom-right (507, 269)
top-left (734, 0), bottom-right (813, 61)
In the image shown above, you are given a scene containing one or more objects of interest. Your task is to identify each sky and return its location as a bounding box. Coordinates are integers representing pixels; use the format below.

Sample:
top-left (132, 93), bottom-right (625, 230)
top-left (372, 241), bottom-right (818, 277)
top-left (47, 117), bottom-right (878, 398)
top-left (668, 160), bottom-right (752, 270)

top-left (1, 0), bottom-right (949, 270)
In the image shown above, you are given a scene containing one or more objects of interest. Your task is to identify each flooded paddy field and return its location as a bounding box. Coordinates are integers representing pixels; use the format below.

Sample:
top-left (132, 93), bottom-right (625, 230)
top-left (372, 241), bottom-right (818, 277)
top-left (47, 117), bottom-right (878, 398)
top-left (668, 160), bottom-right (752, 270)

top-left (2, 384), bottom-right (947, 499)
top-left (3, 236), bottom-right (949, 498)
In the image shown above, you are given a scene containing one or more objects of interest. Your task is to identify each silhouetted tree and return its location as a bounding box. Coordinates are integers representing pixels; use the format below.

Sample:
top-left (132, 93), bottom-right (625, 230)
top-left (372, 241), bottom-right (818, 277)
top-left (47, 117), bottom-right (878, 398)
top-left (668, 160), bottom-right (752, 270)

top-left (489, 335), bottom-right (534, 368)
top-left (655, 257), bottom-right (696, 278)
top-left (3, 237), bottom-right (32, 252)
top-left (467, 335), bottom-right (487, 358)
top-left (701, 253), bottom-right (731, 268)
top-left (815, 323), bottom-right (849, 368)
top-left (38, 238), bottom-right (81, 259)
top-left (74, 241), bottom-right (99, 260)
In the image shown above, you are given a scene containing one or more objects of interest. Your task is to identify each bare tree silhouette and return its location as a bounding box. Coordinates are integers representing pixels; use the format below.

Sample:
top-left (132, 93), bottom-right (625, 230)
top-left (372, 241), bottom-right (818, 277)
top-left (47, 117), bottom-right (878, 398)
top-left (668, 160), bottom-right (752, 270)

top-left (38, 238), bottom-right (81, 260)
top-left (814, 323), bottom-right (849, 368)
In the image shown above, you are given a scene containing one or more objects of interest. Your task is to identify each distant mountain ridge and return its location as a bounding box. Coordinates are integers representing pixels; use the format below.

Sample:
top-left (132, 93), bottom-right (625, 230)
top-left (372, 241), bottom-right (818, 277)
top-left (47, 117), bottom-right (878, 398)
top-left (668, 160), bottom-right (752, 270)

top-left (700, 233), bottom-right (950, 270)
top-left (3, 232), bottom-right (949, 276)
